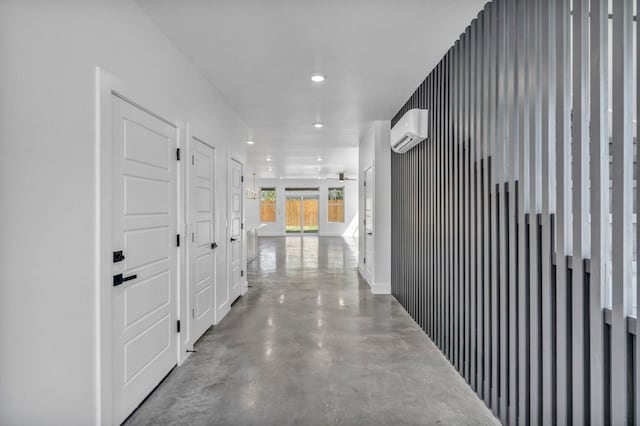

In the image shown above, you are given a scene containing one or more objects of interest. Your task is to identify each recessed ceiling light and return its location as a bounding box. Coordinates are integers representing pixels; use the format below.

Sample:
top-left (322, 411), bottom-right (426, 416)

top-left (311, 73), bottom-right (326, 83)
top-left (247, 140), bottom-right (255, 145)
top-left (268, 166), bottom-right (273, 171)
top-left (313, 122), bottom-right (324, 129)
top-left (266, 157), bottom-right (272, 162)
top-left (316, 156), bottom-right (322, 162)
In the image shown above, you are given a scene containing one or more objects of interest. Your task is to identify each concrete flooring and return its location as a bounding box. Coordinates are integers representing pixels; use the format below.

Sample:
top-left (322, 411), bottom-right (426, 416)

top-left (125, 236), bottom-right (498, 426)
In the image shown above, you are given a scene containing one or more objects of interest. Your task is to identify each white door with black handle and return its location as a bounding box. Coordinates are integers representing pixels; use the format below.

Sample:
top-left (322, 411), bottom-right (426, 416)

top-left (229, 159), bottom-right (244, 303)
top-left (190, 137), bottom-right (216, 342)
top-left (364, 166), bottom-right (374, 282)
top-left (110, 95), bottom-right (178, 425)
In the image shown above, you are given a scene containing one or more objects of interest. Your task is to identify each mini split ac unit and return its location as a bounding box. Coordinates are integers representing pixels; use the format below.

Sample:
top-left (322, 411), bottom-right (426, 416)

top-left (390, 108), bottom-right (429, 154)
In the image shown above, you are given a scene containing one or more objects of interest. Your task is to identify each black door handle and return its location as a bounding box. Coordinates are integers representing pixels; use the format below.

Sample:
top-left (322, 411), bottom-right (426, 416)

top-left (367, 232), bottom-right (373, 236)
top-left (113, 273), bottom-right (137, 286)
top-left (230, 237), bottom-right (238, 242)
top-left (211, 242), bottom-right (218, 249)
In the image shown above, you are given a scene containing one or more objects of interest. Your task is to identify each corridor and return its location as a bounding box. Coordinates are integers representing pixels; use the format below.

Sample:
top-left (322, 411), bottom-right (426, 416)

top-left (125, 237), bottom-right (497, 425)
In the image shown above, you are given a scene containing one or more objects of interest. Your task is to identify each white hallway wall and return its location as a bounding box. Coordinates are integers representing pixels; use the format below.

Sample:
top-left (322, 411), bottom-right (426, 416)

top-left (358, 121), bottom-right (391, 294)
top-left (246, 178), bottom-right (359, 237)
top-left (0, 0), bottom-right (247, 424)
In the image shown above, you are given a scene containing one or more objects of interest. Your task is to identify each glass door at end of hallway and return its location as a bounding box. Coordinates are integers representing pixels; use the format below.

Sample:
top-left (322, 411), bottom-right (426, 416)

top-left (285, 196), bottom-right (319, 234)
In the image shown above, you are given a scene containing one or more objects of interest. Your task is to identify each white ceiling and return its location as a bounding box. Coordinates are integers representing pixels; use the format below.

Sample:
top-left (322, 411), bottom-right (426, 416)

top-left (135, 0), bottom-right (485, 179)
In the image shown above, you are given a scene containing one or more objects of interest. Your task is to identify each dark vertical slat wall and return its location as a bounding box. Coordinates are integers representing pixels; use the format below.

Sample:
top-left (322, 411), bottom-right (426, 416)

top-left (390, 0), bottom-right (640, 424)
top-left (554, 1), bottom-right (572, 424)
top-left (589, 0), bottom-right (608, 424)
top-left (611, 0), bottom-right (634, 424)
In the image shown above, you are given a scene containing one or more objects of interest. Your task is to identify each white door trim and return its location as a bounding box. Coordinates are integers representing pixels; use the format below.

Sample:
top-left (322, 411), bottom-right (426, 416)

top-left (95, 67), bottom-right (186, 425)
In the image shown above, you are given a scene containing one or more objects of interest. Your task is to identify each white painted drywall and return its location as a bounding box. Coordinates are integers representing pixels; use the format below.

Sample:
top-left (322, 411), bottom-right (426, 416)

top-left (0, 0), bottom-right (247, 424)
top-left (245, 178), bottom-right (359, 237)
top-left (358, 121), bottom-right (392, 294)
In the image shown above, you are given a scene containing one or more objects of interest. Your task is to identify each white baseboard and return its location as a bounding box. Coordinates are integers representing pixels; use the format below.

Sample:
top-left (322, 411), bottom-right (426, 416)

top-left (257, 232), bottom-right (350, 237)
top-left (370, 280), bottom-right (391, 295)
top-left (357, 268), bottom-right (390, 295)
top-left (215, 303), bottom-right (230, 325)
top-left (179, 349), bottom-right (192, 366)
top-left (358, 265), bottom-right (366, 277)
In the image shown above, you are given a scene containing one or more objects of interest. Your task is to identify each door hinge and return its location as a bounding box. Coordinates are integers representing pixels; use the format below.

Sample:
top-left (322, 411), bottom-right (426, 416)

top-left (364, 181), bottom-right (366, 187)
top-left (241, 270), bottom-right (244, 277)
top-left (192, 155), bottom-right (194, 165)
top-left (241, 223), bottom-right (244, 230)
top-left (192, 308), bottom-right (195, 319)
top-left (176, 320), bottom-right (181, 333)
top-left (192, 232), bottom-right (195, 242)
top-left (176, 148), bottom-right (181, 161)
top-left (241, 175), bottom-right (244, 183)
top-left (363, 257), bottom-right (366, 264)
top-left (176, 234), bottom-right (180, 247)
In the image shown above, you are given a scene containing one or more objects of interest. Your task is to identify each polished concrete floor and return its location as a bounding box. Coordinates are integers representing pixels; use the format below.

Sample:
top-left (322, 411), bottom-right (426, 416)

top-left (126, 236), bottom-right (498, 426)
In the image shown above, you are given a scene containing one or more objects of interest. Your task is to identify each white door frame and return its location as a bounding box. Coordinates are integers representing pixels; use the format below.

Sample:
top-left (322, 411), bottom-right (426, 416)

top-left (187, 131), bottom-right (217, 344)
top-left (95, 68), bottom-right (186, 425)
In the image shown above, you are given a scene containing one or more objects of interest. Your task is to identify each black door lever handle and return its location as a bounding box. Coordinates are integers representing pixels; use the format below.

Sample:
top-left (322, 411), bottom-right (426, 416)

top-left (230, 237), bottom-right (238, 242)
top-left (113, 273), bottom-right (137, 286)
top-left (211, 242), bottom-right (218, 249)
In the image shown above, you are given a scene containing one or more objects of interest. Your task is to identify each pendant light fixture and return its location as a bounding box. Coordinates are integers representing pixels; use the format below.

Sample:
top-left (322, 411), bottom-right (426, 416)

top-left (246, 173), bottom-right (260, 200)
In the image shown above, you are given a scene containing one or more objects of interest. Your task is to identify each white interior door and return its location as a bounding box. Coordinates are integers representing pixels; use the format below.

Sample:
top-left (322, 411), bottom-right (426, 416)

top-left (229, 159), bottom-right (243, 302)
top-left (111, 95), bottom-right (178, 425)
top-left (190, 137), bottom-right (216, 342)
top-left (364, 166), bottom-right (374, 281)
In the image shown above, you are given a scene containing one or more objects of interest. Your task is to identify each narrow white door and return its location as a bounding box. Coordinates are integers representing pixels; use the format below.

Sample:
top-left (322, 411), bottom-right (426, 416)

top-left (190, 137), bottom-right (216, 342)
top-left (229, 159), bottom-right (243, 302)
top-left (111, 95), bottom-right (178, 425)
top-left (364, 166), bottom-right (374, 281)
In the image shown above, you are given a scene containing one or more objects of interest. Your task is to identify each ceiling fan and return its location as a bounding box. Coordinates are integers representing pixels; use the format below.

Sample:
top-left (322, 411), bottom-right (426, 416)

top-left (326, 172), bottom-right (357, 182)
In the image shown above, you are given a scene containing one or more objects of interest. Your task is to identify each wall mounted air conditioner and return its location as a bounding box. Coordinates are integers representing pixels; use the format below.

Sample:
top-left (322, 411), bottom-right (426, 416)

top-left (390, 108), bottom-right (429, 154)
